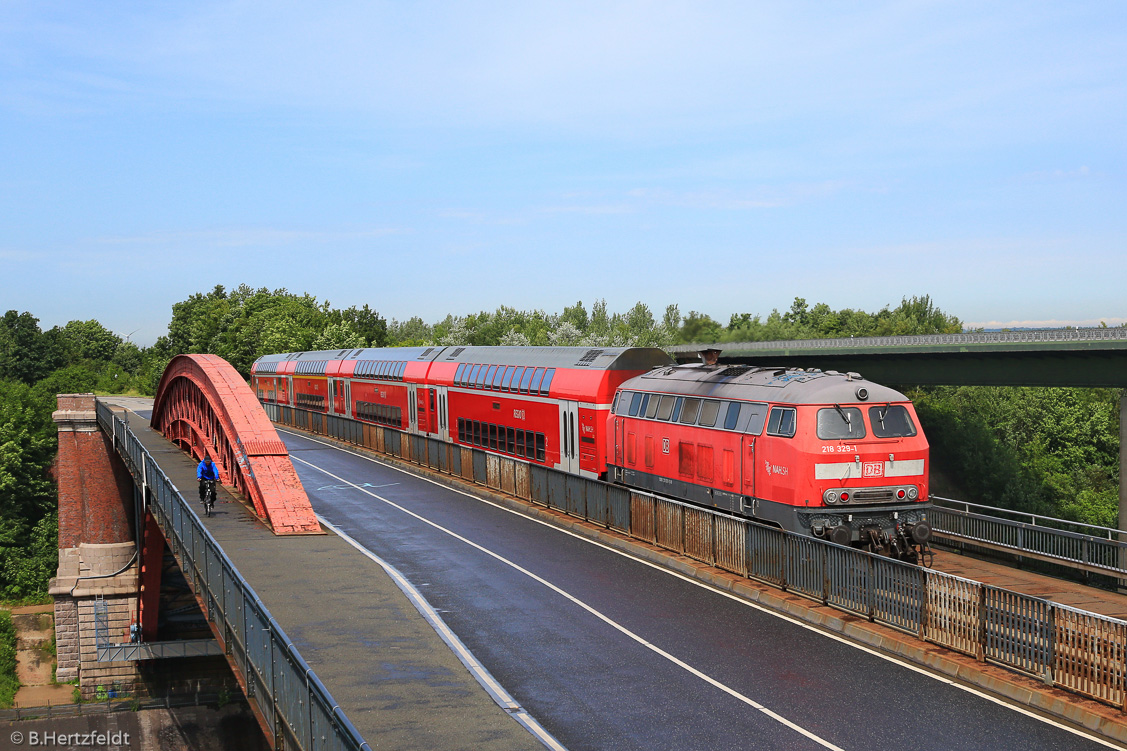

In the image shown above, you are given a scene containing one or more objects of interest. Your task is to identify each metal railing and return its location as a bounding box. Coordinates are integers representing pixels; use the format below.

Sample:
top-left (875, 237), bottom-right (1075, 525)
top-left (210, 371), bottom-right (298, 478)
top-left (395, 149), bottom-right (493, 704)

top-left (95, 399), bottom-right (370, 751)
top-left (669, 326), bottom-right (1127, 353)
top-left (267, 403), bottom-right (1127, 712)
top-left (930, 497), bottom-right (1127, 577)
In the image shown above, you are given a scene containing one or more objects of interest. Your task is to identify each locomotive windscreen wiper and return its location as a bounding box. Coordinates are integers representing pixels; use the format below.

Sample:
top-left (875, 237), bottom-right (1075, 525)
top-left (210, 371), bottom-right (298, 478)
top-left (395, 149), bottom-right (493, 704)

top-left (834, 404), bottom-right (853, 434)
top-left (877, 402), bottom-right (890, 430)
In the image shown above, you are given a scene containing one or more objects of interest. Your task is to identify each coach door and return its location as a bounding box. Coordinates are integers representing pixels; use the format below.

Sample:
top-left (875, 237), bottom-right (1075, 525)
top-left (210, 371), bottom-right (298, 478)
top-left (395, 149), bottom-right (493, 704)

top-left (436, 386), bottom-right (450, 441)
top-left (560, 400), bottom-right (580, 473)
top-left (330, 378), bottom-right (348, 416)
top-left (407, 383), bottom-right (419, 433)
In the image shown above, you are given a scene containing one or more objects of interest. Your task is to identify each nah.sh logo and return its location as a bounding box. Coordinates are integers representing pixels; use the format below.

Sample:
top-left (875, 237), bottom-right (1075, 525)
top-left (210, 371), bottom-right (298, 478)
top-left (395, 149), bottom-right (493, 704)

top-left (863, 462), bottom-right (884, 478)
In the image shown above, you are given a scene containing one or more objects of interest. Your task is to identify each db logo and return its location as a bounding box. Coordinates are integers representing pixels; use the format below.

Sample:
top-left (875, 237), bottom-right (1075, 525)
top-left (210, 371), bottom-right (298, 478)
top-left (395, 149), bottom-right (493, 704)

top-left (863, 462), bottom-right (884, 478)
top-left (662, 438), bottom-right (670, 454)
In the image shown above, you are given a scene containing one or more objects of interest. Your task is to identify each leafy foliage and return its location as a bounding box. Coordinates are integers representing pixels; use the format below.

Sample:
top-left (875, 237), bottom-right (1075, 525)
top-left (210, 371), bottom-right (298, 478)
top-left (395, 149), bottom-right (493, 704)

top-left (0, 380), bottom-right (57, 600)
top-left (912, 386), bottom-right (1120, 527)
top-left (0, 610), bottom-right (17, 707)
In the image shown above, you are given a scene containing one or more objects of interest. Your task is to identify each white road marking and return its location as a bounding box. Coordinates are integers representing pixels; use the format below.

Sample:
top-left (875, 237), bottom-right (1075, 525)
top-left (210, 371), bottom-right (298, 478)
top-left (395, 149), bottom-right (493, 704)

top-left (282, 428), bottom-right (1124, 750)
top-left (292, 452), bottom-right (845, 751)
top-left (316, 513), bottom-right (567, 751)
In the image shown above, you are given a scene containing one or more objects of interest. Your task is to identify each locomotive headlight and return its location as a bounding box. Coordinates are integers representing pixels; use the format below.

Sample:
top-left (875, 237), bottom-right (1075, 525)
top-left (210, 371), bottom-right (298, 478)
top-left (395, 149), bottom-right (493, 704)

top-left (823, 490), bottom-right (839, 504)
top-left (908, 486), bottom-right (919, 501)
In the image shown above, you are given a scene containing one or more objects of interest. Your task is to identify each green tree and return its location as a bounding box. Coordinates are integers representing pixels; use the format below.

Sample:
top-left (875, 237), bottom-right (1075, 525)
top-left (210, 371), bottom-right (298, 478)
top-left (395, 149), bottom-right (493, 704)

top-left (0, 312), bottom-right (62, 384)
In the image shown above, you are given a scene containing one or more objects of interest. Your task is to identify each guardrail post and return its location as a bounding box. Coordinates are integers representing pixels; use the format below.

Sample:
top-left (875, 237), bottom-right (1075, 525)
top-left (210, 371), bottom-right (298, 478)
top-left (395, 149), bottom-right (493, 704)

top-left (976, 586), bottom-right (988, 662)
top-left (917, 567), bottom-right (928, 641)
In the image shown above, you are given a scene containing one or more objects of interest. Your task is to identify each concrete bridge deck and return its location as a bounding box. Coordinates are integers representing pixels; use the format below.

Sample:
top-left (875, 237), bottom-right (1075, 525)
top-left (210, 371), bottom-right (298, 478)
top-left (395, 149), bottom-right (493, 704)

top-left (106, 398), bottom-right (543, 751)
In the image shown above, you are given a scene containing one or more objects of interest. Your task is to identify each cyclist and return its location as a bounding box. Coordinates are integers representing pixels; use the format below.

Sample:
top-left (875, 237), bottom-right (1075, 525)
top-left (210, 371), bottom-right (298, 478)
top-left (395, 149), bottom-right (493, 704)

top-left (197, 454), bottom-right (219, 505)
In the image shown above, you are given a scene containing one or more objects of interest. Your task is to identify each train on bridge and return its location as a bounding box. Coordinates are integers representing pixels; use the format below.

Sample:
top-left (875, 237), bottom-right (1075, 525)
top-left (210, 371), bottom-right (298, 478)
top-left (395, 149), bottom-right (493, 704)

top-left (251, 346), bottom-right (932, 560)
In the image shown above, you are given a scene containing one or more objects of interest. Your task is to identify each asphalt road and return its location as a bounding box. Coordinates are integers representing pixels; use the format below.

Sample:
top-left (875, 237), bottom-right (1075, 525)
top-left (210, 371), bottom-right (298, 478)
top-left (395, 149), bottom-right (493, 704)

top-left (280, 428), bottom-right (1117, 751)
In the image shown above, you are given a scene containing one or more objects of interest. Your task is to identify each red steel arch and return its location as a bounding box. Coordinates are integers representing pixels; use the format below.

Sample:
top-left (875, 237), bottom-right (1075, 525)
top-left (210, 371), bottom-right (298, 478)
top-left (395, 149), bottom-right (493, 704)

top-left (151, 354), bottom-right (321, 535)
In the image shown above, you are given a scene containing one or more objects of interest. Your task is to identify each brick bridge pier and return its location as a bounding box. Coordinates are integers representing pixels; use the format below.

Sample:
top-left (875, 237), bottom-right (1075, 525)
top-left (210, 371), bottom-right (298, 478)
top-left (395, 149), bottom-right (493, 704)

top-left (49, 394), bottom-right (140, 697)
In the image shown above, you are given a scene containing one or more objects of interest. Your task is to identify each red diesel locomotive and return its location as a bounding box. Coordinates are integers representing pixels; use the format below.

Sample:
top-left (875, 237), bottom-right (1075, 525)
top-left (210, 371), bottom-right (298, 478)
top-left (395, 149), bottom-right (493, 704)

top-left (607, 360), bottom-right (931, 560)
top-left (251, 345), bottom-right (931, 559)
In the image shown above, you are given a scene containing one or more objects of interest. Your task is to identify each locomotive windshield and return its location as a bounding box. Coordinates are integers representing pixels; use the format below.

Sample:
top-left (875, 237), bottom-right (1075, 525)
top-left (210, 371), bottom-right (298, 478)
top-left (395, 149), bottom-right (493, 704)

top-left (817, 407), bottom-right (867, 439)
top-left (869, 404), bottom-right (917, 438)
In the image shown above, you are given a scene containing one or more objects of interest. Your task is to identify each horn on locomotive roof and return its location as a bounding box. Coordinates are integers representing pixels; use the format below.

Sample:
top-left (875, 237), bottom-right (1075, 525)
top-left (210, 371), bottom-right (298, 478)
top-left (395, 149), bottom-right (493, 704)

top-left (698, 349), bottom-right (722, 367)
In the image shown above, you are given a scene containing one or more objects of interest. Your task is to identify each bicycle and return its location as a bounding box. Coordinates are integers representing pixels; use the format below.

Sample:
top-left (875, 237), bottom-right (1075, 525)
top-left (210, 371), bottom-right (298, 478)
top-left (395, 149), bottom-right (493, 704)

top-left (201, 479), bottom-right (217, 517)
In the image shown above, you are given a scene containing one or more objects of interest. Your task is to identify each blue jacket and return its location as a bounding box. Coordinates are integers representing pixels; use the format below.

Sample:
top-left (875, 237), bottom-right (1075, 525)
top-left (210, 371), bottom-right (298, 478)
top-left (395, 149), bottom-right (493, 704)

top-left (197, 460), bottom-right (219, 481)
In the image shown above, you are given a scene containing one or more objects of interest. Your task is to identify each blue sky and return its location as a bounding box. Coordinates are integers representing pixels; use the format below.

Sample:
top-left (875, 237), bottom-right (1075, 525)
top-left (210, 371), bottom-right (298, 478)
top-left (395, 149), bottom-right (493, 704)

top-left (2, 2), bottom-right (1124, 346)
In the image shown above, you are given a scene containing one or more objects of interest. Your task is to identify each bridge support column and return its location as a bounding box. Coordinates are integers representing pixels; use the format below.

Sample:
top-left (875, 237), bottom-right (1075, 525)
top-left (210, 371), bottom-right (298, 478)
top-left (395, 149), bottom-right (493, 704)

top-left (48, 394), bottom-right (141, 698)
top-left (1120, 392), bottom-right (1127, 585)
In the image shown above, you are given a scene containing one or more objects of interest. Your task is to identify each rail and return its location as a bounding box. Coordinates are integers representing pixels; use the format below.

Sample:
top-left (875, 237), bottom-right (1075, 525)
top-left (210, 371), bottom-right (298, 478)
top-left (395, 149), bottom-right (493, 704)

top-left (95, 399), bottom-right (370, 751)
top-left (669, 326), bottom-right (1127, 353)
top-left (930, 497), bottom-right (1127, 577)
top-left (266, 403), bottom-right (1127, 713)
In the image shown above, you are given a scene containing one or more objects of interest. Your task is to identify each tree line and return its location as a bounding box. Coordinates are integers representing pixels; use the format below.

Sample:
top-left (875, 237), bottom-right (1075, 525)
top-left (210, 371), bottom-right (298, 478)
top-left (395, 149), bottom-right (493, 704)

top-left (0, 290), bottom-right (1120, 599)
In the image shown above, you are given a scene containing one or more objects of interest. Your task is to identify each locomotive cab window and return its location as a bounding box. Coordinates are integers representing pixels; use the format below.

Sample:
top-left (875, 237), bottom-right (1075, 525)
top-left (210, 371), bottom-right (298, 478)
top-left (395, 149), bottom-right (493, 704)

top-left (614, 391), bottom-right (632, 415)
top-left (766, 407), bottom-right (796, 437)
top-left (629, 392), bottom-right (644, 416)
top-left (817, 406), bottom-right (867, 439)
top-left (869, 404), bottom-right (917, 438)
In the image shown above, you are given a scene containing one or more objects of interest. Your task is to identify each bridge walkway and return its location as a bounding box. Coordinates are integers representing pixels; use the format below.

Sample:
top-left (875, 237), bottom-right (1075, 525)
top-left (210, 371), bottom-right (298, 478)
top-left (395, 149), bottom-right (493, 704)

top-left (927, 547), bottom-right (1127, 620)
top-left (108, 399), bottom-right (543, 751)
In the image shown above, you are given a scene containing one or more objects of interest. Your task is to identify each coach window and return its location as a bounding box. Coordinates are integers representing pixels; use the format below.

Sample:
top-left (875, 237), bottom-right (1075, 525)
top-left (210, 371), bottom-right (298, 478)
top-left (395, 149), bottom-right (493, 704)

top-left (539, 368), bottom-right (555, 395)
top-left (468, 364), bottom-right (482, 387)
top-left (515, 429), bottom-right (526, 457)
top-left (457, 418), bottom-right (465, 442)
top-left (699, 399), bottom-right (720, 427)
top-left (656, 395), bottom-right (676, 421)
top-left (489, 424), bottom-right (498, 450)
top-left (484, 365), bottom-right (498, 389)
top-left (766, 407), bottom-right (797, 438)
top-left (535, 433), bottom-right (546, 461)
top-left (492, 366), bottom-right (507, 389)
top-left (476, 366), bottom-right (491, 388)
top-left (629, 392), bottom-right (644, 416)
top-left (817, 407), bottom-right (866, 439)
top-left (519, 367), bottom-right (535, 393)
top-left (454, 364), bottom-right (466, 385)
top-left (395, 362), bottom-right (405, 380)
top-left (529, 368), bottom-right (545, 393)
top-left (679, 397), bottom-right (701, 425)
top-left (507, 367), bottom-right (524, 392)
